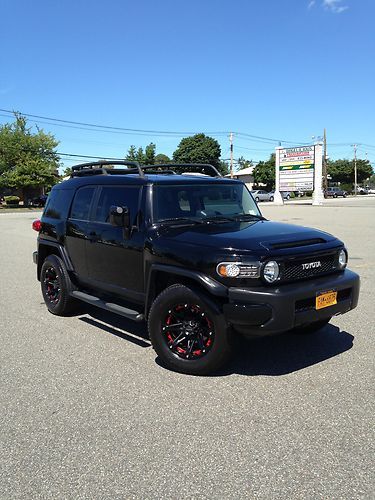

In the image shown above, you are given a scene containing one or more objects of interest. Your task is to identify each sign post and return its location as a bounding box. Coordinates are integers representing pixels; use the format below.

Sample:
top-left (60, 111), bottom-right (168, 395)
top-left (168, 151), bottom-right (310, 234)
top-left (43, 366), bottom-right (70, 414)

top-left (274, 147), bottom-right (284, 205)
top-left (312, 142), bottom-right (324, 206)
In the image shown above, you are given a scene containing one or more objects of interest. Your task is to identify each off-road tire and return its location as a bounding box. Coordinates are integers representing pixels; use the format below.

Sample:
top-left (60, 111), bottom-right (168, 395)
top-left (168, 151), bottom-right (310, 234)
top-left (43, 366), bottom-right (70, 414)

top-left (148, 284), bottom-right (232, 375)
top-left (41, 254), bottom-right (76, 316)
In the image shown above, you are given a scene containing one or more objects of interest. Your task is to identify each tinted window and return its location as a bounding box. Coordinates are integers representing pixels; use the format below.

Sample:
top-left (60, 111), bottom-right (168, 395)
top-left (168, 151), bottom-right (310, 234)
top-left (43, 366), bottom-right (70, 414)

top-left (44, 189), bottom-right (72, 219)
top-left (70, 187), bottom-right (95, 221)
top-left (154, 183), bottom-right (260, 221)
top-left (94, 186), bottom-right (141, 224)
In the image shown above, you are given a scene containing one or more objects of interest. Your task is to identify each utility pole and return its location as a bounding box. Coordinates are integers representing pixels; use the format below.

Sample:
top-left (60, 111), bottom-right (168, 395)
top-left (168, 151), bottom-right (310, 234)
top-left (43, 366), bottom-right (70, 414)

top-left (229, 132), bottom-right (234, 178)
top-left (323, 128), bottom-right (327, 191)
top-left (352, 144), bottom-right (357, 196)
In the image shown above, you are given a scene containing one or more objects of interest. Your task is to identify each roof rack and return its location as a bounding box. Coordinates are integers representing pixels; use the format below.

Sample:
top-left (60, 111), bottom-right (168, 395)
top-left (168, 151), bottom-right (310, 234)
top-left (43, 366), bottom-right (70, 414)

top-left (143, 163), bottom-right (222, 178)
top-left (69, 161), bottom-right (222, 179)
top-left (71, 160), bottom-right (144, 177)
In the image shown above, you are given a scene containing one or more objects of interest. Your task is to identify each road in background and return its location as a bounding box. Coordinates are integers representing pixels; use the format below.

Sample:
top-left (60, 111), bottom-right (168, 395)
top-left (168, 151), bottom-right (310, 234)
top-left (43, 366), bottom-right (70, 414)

top-left (0, 198), bottom-right (374, 499)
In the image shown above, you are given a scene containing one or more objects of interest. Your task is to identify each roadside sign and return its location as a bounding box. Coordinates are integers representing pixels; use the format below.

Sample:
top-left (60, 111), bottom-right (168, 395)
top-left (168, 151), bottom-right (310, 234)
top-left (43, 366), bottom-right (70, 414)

top-left (278, 146), bottom-right (315, 191)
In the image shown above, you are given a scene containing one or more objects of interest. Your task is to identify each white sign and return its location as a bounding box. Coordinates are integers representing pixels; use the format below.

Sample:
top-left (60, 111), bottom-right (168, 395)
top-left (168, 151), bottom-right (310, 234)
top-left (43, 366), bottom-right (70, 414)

top-left (278, 146), bottom-right (315, 191)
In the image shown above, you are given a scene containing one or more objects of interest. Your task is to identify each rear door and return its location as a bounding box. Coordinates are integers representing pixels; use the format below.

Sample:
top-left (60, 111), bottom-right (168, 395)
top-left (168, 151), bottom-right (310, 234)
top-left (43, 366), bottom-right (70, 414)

top-left (86, 185), bottom-right (145, 299)
top-left (65, 186), bottom-right (96, 279)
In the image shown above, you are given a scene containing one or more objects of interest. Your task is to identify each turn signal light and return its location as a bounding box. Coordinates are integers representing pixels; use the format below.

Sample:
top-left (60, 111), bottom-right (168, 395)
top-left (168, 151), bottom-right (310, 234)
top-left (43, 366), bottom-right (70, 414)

top-left (32, 219), bottom-right (42, 232)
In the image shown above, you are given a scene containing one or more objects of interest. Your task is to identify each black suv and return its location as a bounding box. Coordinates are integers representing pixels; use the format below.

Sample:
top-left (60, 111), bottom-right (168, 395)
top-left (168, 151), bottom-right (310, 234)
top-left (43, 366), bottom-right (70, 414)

top-left (33, 161), bottom-right (360, 375)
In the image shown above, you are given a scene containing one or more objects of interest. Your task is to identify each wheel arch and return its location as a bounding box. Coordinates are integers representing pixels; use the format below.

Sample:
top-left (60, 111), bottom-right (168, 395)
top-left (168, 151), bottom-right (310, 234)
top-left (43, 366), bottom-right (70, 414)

top-left (145, 264), bottom-right (227, 317)
top-left (37, 241), bottom-right (73, 281)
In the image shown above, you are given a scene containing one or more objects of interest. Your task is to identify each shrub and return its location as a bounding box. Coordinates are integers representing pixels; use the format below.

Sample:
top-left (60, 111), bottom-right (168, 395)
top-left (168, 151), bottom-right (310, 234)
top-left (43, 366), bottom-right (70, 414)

top-left (4, 196), bottom-right (20, 206)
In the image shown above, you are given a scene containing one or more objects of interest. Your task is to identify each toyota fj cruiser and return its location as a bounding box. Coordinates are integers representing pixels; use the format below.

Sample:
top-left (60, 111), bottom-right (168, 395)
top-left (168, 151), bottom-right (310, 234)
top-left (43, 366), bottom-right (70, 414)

top-left (33, 161), bottom-right (360, 375)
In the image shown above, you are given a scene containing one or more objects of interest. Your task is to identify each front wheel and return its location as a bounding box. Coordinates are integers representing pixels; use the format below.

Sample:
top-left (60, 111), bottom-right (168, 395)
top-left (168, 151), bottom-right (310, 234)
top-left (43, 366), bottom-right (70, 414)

top-left (148, 284), bottom-right (232, 375)
top-left (269, 196), bottom-right (274, 202)
top-left (255, 197), bottom-right (260, 202)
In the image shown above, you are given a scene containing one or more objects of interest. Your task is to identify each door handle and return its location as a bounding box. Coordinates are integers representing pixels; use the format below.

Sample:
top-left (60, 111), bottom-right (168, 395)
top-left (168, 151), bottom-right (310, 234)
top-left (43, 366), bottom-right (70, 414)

top-left (88, 231), bottom-right (99, 242)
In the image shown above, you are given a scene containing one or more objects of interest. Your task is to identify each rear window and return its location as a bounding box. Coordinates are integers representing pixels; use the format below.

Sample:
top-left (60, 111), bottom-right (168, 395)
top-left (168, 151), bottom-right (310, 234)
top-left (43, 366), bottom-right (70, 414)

top-left (43, 190), bottom-right (72, 220)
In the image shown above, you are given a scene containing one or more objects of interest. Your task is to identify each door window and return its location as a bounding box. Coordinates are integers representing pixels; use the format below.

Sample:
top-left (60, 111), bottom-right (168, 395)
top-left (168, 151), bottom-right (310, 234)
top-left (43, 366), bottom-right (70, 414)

top-left (70, 187), bottom-right (95, 221)
top-left (94, 186), bottom-right (141, 224)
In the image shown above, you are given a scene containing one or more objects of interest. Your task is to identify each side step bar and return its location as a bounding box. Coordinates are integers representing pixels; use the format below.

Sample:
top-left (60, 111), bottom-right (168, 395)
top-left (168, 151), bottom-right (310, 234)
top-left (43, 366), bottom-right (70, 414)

top-left (71, 291), bottom-right (144, 322)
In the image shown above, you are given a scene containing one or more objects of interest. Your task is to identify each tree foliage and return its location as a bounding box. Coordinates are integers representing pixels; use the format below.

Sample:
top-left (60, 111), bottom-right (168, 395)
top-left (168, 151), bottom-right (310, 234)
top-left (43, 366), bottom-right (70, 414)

top-left (0, 114), bottom-right (60, 191)
top-left (253, 154), bottom-right (275, 190)
top-left (237, 156), bottom-right (253, 171)
top-left (125, 143), bottom-right (156, 165)
top-left (327, 159), bottom-right (373, 184)
top-left (173, 133), bottom-right (224, 174)
top-left (154, 153), bottom-right (170, 164)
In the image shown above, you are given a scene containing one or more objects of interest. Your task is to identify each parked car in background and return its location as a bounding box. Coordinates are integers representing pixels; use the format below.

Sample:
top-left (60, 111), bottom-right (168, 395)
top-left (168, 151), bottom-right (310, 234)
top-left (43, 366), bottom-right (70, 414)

top-left (31, 194), bottom-right (48, 207)
top-left (268, 191), bottom-right (292, 201)
top-left (358, 187), bottom-right (368, 195)
top-left (251, 190), bottom-right (274, 202)
top-left (367, 188), bottom-right (375, 194)
top-left (325, 187), bottom-right (347, 198)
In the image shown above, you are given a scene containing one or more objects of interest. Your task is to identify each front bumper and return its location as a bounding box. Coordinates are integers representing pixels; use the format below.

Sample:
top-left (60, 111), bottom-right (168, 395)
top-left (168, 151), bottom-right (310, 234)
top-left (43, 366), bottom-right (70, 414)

top-left (223, 269), bottom-right (360, 337)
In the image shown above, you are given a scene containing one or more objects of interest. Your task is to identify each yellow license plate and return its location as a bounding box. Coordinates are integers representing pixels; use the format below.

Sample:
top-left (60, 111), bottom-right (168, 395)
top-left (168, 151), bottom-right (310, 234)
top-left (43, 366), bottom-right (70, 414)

top-left (316, 290), bottom-right (337, 310)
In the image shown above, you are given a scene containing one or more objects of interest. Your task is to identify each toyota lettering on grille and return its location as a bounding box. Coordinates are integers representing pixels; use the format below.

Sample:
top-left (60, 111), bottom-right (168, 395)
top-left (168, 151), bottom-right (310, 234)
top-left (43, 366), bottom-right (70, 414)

top-left (302, 261), bottom-right (322, 270)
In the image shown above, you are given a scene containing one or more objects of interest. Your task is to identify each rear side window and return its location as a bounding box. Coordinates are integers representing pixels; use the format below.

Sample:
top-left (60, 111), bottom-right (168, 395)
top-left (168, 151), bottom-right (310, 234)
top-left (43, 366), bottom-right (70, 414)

top-left (94, 186), bottom-right (141, 224)
top-left (44, 190), bottom-right (72, 220)
top-left (70, 187), bottom-right (95, 221)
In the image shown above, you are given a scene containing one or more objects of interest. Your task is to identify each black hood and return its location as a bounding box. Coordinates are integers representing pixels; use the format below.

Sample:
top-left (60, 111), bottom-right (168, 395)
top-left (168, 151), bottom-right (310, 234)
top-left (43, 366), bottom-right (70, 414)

top-left (159, 220), bottom-right (337, 254)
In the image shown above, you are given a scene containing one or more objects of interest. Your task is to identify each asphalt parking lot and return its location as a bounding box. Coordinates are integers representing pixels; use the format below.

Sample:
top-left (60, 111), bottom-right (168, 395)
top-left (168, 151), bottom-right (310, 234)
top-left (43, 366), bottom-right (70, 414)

top-left (0, 197), bottom-right (374, 499)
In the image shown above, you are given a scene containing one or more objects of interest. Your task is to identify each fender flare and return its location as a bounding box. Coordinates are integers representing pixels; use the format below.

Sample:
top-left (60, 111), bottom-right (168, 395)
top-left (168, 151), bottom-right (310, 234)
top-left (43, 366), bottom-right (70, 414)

top-left (145, 263), bottom-right (228, 315)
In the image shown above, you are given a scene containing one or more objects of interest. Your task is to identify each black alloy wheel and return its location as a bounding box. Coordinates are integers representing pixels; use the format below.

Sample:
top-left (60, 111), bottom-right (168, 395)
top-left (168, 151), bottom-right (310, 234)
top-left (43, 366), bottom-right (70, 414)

top-left (148, 284), bottom-right (232, 375)
top-left (43, 266), bottom-right (61, 305)
top-left (40, 254), bottom-right (76, 315)
top-left (162, 303), bottom-right (215, 360)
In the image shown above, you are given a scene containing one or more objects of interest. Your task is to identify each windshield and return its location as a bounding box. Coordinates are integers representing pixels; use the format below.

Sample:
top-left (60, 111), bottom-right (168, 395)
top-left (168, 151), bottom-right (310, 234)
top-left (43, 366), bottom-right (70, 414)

top-left (153, 182), bottom-right (261, 223)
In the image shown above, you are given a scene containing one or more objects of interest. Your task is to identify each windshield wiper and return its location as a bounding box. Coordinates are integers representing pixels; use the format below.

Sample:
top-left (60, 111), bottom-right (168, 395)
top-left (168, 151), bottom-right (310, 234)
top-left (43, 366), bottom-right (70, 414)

top-left (232, 213), bottom-right (266, 221)
top-left (158, 217), bottom-right (204, 226)
top-left (201, 215), bottom-right (236, 223)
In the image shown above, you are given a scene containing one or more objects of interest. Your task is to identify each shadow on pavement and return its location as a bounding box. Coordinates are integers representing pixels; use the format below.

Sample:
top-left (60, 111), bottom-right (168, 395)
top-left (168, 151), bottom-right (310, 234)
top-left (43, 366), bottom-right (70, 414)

top-left (78, 305), bottom-right (150, 348)
top-left (75, 304), bottom-right (353, 376)
top-left (219, 324), bottom-right (354, 376)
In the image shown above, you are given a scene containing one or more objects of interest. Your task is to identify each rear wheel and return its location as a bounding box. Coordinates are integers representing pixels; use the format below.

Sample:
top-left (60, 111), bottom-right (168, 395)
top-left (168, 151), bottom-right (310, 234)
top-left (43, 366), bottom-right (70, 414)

top-left (291, 318), bottom-right (331, 335)
top-left (269, 196), bottom-right (274, 202)
top-left (148, 284), bottom-right (232, 375)
top-left (41, 255), bottom-right (76, 315)
top-left (255, 197), bottom-right (260, 202)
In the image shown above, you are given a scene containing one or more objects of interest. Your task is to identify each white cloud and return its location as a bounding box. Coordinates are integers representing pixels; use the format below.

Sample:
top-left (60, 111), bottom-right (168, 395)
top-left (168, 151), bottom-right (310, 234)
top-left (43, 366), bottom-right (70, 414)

top-left (322, 0), bottom-right (349, 13)
top-left (308, 0), bottom-right (316, 9)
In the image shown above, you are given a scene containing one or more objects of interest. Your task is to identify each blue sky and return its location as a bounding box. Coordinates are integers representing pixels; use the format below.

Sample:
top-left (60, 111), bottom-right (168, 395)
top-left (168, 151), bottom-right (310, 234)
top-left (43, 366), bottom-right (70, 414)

top-left (1, 0), bottom-right (374, 170)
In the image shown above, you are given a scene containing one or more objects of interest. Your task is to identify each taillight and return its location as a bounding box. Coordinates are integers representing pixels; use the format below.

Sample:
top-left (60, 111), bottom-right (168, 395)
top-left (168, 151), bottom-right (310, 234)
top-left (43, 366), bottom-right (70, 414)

top-left (32, 219), bottom-right (42, 232)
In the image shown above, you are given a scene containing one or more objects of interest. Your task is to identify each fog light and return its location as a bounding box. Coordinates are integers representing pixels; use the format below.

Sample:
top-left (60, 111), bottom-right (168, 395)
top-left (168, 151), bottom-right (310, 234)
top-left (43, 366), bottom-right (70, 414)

top-left (338, 249), bottom-right (347, 269)
top-left (263, 261), bottom-right (279, 283)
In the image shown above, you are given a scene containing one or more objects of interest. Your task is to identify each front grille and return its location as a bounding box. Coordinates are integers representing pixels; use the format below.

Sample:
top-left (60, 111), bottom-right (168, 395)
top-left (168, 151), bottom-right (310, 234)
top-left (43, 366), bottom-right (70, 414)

top-left (281, 253), bottom-right (336, 282)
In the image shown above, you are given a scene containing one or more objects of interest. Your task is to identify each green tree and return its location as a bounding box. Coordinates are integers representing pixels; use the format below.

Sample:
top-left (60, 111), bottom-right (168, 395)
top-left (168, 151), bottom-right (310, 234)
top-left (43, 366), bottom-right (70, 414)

top-left (0, 113), bottom-right (60, 196)
top-left (237, 156), bottom-right (253, 170)
top-left (253, 154), bottom-right (275, 190)
top-left (327, 159), bottom-right (373, 184)
top-left (144, 143), bottom-right (156, 165)
top-left (125, 145), bottom-right (137, 161)
top-left (154, 153), bottom-right (170, 164)
top-left (173, 133), bottom-right (224, 174)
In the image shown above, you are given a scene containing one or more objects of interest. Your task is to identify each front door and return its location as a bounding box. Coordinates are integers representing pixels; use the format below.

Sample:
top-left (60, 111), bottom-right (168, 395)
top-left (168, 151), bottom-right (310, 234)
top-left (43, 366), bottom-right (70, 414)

top-left (86, 185), bottom-right (144, 300)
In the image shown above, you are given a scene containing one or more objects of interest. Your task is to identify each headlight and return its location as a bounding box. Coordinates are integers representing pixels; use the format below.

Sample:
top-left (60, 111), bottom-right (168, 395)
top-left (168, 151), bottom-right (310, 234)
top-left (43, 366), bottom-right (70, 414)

top-left (216, 262), bottom-right (260, 278)
top-left (338, 249), bottom-right (348, 269)
top-left (262, 261), bottom-right (279, 283)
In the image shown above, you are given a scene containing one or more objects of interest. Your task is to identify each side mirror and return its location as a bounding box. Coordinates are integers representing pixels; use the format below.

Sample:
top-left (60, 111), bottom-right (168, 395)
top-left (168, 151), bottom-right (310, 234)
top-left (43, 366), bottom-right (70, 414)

top-left (109, 206), bottom-right (130, 237)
